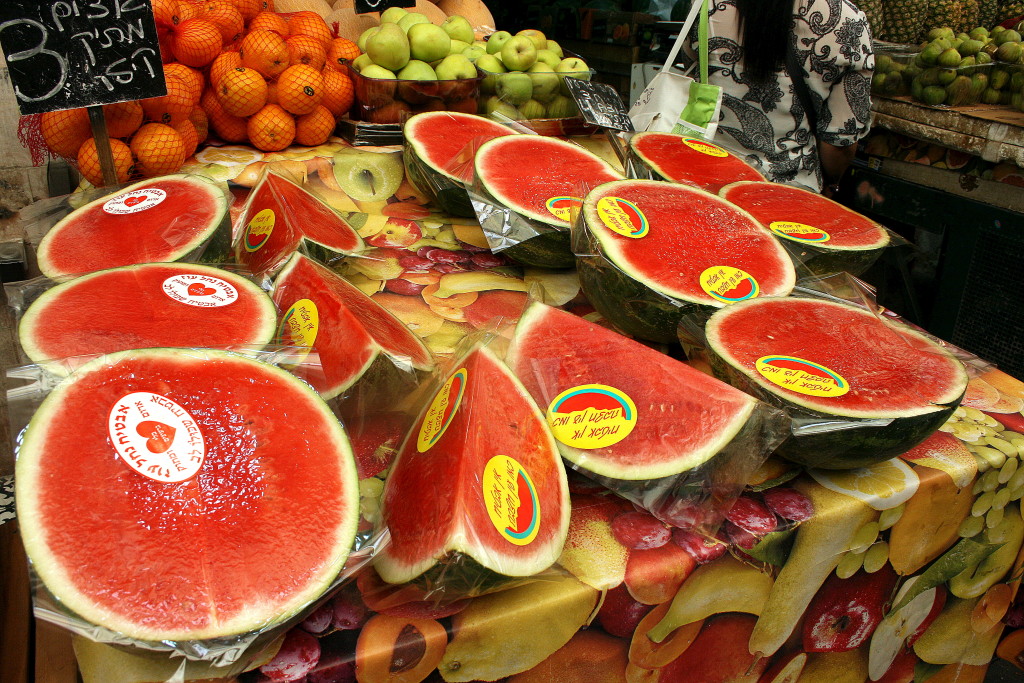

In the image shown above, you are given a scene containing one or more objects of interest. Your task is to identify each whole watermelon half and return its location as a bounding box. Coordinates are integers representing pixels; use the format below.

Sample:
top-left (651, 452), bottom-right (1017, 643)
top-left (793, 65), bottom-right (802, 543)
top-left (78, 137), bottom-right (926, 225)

top-left (628, 132), bottom-right (765, 191)
top-left (704, 296), bottom-right (970, 469)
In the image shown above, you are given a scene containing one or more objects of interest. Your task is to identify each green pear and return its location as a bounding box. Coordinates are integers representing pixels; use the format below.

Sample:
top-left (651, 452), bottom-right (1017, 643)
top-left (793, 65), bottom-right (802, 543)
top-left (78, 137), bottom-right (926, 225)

top-left (357, 26), bottom-right (380, 53)
top-left (462, 46), bottom-right (486, 61)
top-left (434, 53), bottom-right (476, 80)
top-left (351, 53), bottom-right (373, 72)
top-left (366, 22), bottom-right (410, 72)
top-left (397, 60), bottom-right (437, 81)
top-left (407, 22), bottom-right (451, 63)
top-left (449, 39), bottom-right (471, 55)
top-left (379, 6), bottom-right (407, 24)
top-left (442, 15), bottom-right (475, 44)
top-left (397, 12), bottom-right (430, 33)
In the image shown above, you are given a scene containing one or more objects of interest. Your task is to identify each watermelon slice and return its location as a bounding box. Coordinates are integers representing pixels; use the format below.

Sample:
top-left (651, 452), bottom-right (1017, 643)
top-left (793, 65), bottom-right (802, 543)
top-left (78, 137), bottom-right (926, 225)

top-left (506, 302), bottom-right (761, 481)
top-left (373, 345), bottom-right (570, 588)
top-left (403, 111), bottom-right (514, 218)
top-left (235, 172), bottom-right (364, 277)
top-left (271, 253), bottom-right (433, 399)
top-left (15, 348), bottom-right (360, 641)
top-left (474, 135), bottom-right (624, 269)
top-left (720, 181), bottom-right (891, 276)
top-left (629, 132), bottom-right (765, 191)
top-left (36, 175), bottom-right (230, 280)
top-left (18, 263), bottom-right (277, 371)
top-left (704, 297), bottom-right (970, 469)
top-left (577, 179), bottom-right (796, 344)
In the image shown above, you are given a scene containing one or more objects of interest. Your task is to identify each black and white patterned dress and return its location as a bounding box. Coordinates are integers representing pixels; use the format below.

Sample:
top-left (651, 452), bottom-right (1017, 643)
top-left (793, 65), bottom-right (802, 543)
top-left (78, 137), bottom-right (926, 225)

top-left (698, 0), bottom-right (874, 191)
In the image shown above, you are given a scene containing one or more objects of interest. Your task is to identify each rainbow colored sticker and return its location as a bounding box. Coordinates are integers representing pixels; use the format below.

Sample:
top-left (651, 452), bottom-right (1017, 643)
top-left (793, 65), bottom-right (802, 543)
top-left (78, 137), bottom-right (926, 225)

top-left (483, 455), bottom-right (540, 545)
top-left (546, 384), bottom-right (637, 449)
top-left (597, 197), bottom-right (649, 239)
top-left (769, 221), bottom-right (831, 243)
top-left (700, 266), bottom-right (760, 304)
top-left (546, 196), bottom-right (580, 222)
top-left (277, 299), bottom-right (319, 366)
top-left (417, 368), bottom-right (468, 452)
top-left (683, 138), bottom-right (729, 157)
top-left (755, 356), bottom-right (850, 397)
top-left (243, 209), bottom-right (275, 252)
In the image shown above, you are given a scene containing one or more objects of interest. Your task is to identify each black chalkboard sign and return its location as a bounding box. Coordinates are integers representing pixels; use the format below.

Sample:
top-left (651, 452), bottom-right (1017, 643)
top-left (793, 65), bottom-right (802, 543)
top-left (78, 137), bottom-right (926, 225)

top-left (563, 77), bottom-right (635, 133)
top-left (0, 0), bottom-right (166, 115)
top-left (355, 0), bottom-right (416, 15)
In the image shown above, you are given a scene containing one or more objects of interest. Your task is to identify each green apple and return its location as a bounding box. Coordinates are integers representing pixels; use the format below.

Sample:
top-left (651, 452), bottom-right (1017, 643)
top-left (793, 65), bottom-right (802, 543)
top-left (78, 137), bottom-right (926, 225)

top-left (545, 39), bottom-right (564, 59)
top-left (442, 15), bottom-right (475, 44)
top-left (473, 41), bottom-right (487, 49)
top-left (545, 94), bottom-right (578, 118)
top-left (435, 53), bottom-right (477, 80)
top-left (397, 59), bottom-right (437, 80)
top-left (379, 7), bottom-right (408, 24)
top-left (332, 148), bottom-right (405, 203)
top-left (462, 45), bottom-right (486, 61)
top-left (484, 95), bottom-right (522, 119)
top-left (366, 22), bottom-right (410, 72)
top-left (535, 49), bottom-right (561, 68)
top-left (519, 98), bottom-right (546, 119)
top-left (486, 30), bottom-right (513, 54)
top-left (496, 71), bottom-right (533, 105)
top-left (397, 60), bottom-right (438, 105)
top-left (501, 35), bottom-right (538, 71)
top-left (361, 64), bottom-right (397, 80)
top-left (397, 12), bottom-right (431, 33)
top-left (527, 63), bottom-right (560, 102)
top-left (516, 29), bottom-right (547, 51)
top-left (449, 39), bottom-right (471, 55)
top-left (357, 26), bottom-right (380, 53)
top-left (408, 22), bottom-right (451, 63)
top-left (555, 57), bottom-right (590, 77)
top-left (359, 65), bottom-right (397, 107)
top-left (352, 53), bottom-right (373, 72)
top-left (476, 53), bottom-right (505, 94)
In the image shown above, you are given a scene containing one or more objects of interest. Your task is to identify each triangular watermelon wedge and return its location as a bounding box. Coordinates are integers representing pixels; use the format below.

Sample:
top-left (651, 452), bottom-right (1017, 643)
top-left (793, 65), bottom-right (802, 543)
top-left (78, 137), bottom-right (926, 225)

top-left (374, 345), bottom-right (570, 589)
top-left (235, 172), bottom-right (364, 277)
top-left (271, 253), bottom-right (433, 399)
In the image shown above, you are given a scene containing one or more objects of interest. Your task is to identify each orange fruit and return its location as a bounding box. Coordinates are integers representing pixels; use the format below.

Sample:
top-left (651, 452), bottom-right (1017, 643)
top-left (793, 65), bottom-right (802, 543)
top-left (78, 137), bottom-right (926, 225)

top-left (177, 0), bottom-right (204, 22)
top-left (171, 18), bottom-right (223, 67)
top-left (41, 108), bottom-right (92, 159)
top-left (208, 50), bottom-right (242, 87)
top-left (239, 29), bottom-right (289, 79)
top-left (325, 37), bottom-right (360, 71)
top-left (265, 80), bottom-right (279, 104)
top-left (162, 63), bottom-right (204, 104)
top-left (131, 123), bottom-right (188, 177)
top-left (286, 34), bottom-right (326, 70)
top-left (189, 106), bottom-right (209, 144)
top-left (175, 118), bottom-right (200, 158)
top-left (142, 74), bottom-right (194, 126)
top-left (294, 105), bottom-right (334, 146)
top-left (103, 101), bottom-right (145, 138)
top-left (276, 63), bottom-right (324, 115)
top-left (201, 1), bottom-right (244, 44)
top-left (159, 27), bottom-right (176, 63)
top-left (319, 68), bottom-right (354, 118)
top-left (246, 104), bottom-right (295, 151)
top-left (260, 0), bottom-right (274, 9)
top-left (228, 0), bottom-right (260, 21)
top-left (288, 11), bottom-right (333, 50)
top-left (217, 67), bottom-right (268, 116)
top-left (201, 89), bottom-right (249, 142)
top-left (152, 0), bottom-right (182, 27)
top-left (247, 11), bottom-right (289, 36)
top-left (77, 138), bottom-right (134, 187)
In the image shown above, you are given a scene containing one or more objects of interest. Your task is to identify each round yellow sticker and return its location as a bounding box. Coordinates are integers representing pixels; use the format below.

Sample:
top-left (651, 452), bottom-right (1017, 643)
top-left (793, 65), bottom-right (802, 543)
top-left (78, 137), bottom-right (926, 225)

top-left (597, 197), bottom-right (649, 238)
top-left (699, 266), bottom-right (760, 304)
top-left (546, 384), bottom-right (637, 449)
top-left (244, 209), bottom-right (275, 252)
top-left (546, 196), bottom-right (580, 222)
top-left (683, 138), bottom-right (729, 157)
top-left (769, 221), bottom-right (831, 243)
top-left (482, 455), bottom-right (540, 545)
top-left (755, 356), bottom-right (850, 397)
top-left (417, 368), bottom-right (467, 452)
top-left (277, 299), bottom-right (319, 367)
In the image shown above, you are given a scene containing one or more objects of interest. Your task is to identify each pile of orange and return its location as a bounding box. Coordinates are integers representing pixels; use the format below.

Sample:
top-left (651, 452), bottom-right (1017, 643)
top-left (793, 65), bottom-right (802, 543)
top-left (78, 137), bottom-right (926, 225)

top-left (40, 0), bottom-right (358, 186)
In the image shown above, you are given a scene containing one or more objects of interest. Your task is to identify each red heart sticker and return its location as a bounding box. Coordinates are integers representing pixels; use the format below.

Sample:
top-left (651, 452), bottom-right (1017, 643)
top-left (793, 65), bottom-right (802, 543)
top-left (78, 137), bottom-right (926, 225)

top-left (124, 195), bottom-right (147, 207)
top-left (137, 421), bottom-right (175, 453)
top-left (187, 283), bottom-right (217, 296)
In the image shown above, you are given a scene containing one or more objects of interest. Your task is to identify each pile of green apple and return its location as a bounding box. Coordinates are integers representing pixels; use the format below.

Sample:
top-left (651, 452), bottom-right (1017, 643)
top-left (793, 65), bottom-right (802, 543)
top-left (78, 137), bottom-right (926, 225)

top-left (474, 29), bottom-right (591, 121)
top-left (350, 7), bottom-right (486, 123)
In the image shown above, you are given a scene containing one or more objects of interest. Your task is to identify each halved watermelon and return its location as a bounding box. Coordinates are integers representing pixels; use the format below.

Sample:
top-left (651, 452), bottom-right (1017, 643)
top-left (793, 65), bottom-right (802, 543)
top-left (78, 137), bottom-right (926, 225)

top-left (36, 175), bottom-right (230, 280)
top-left (403, 111), bottom-right (514, 218)
top-left (271, 253), bottom-right (434, 399)
top-left (720, 181), bottom-right (891, 276)
top-left (19, 263), bottom-right (277, 371)
top-left (629, 132), bottom-right (765, 191)
top-left (373, 345), bottom-right (570, 588)
top-left (704, 297), bottom-right (970, 469)
top-left (577, 179), bottom-right (796, 343)
top-left (15, 348), bottom-right (359, 641)
top-left (505, 302), bottom-right (761, 481)
top-left (235, 172), bottom-right (364, 277)
top-left (474, 135), bottom-right (624, 269)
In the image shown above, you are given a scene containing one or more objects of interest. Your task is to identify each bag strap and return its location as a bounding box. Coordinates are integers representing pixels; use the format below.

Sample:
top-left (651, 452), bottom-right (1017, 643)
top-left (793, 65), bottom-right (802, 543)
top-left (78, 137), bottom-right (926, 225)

top-left (785, 31), bottom-right (818, 134)
top-left (661, 0), bottom-right (710, 83)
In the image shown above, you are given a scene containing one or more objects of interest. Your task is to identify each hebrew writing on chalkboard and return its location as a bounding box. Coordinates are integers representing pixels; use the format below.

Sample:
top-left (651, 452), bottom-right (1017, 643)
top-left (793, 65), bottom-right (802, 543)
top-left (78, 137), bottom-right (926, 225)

top-left (563, 77), bottom-right (635, 133)
top-left (0, 0), bottom-right (166, 115)
top-left (355, 0), bottom-right (416, 15)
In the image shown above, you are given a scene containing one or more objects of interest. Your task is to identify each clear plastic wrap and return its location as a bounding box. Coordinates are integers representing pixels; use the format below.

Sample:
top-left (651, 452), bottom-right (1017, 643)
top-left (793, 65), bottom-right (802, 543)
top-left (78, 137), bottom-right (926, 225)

top-left (476, 59), bottom-right (600, 135)
top-left (346, 63), bottom-right (485, 124)
top-left (625, 131), bottom-right (767, 191)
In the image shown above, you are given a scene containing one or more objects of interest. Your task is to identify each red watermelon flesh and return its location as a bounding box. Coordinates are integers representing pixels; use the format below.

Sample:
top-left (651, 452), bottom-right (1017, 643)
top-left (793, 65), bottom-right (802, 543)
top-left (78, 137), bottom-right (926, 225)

top-left (36, 175), bottom-right (229, 280)
top-left (15, 348), bottom-right (359, 641)
top-left (630, 132), bottom-right (765, 192)
top-left (373, 345), bottom-right (570, 586)
top-left (475, 136), bottom-right (623, 228)
top-left (235, 172), bottom-right (363, 277)
top-left (404, 111), bottom-right (513, 183)
top-left (506, 302), bottom-right (759, 480)
top-left (720, 181), bottom-right (890, 250)
top-left (272, 253), bottom-right (433, 399)
top-left (19, 263), bottom-right (277, 371)
top-left (705, 297), bottom-right (968, 418)
top-left (584, 180), bottom-right (796, 305)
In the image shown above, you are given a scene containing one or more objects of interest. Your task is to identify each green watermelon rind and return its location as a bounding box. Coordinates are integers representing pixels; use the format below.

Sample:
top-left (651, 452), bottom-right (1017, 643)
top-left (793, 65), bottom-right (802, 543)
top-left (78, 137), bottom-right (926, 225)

top-left (15, 347), bottom-right (360, 642)
top-left (503, 229), bottom-right (576, 269)
top-left (36, 175), bottom-right (230, 280)
top-left (704, 298), bottom-right (969, 469)
top-left (373, 345), bottom-right (570, 586)
top-left (18, 263), bottom-right (279, 375)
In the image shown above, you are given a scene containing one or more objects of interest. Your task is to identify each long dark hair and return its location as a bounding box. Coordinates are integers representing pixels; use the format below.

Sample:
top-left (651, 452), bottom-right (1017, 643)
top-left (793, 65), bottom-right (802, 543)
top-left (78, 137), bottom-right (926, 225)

top-left (736, 0), bottom-right (795, 83)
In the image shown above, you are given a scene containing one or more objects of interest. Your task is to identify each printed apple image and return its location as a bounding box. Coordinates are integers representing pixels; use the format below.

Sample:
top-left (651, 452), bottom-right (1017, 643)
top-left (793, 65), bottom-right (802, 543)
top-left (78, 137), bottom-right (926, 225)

top-left (501, 35), bottom-right (538, 72)
top-left (803, 565), bottom-right (899, 652)
top-left (332, 148), bottom-right (405, 203)
top-left (486, 30), bottom-right (513, 55)
top-left (868, 579), bottom-right (946, 680)
top-left (366, 218), bottom-right (424, 249)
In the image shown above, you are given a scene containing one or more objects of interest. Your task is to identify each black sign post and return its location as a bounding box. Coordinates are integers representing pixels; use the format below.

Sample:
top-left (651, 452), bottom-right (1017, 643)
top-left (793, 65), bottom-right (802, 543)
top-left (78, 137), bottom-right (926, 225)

top-left (355, 0), bottom-right (416, 15)
top-left (0, 0), bottom-right (167, 185)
